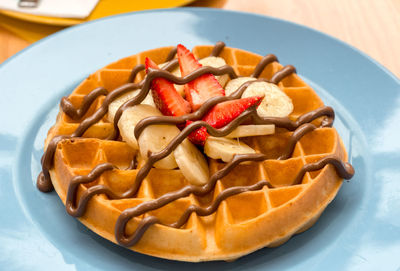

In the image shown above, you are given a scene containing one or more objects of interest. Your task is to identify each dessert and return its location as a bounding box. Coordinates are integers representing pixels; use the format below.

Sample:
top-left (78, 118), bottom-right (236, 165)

top-left (37, 42), bottom-right (354, 262)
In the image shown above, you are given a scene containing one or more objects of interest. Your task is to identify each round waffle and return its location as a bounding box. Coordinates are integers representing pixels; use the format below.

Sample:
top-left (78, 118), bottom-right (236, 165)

top-left (40, 43), bottom-right (354, 261)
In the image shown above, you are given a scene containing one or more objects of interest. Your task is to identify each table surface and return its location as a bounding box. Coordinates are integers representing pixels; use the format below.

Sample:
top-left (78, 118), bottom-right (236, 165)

top-left (0, 0), bottom-right (399, 78)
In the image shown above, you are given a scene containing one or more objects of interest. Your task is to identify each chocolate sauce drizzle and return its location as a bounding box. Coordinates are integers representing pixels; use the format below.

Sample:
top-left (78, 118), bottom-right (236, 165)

top-left (37, 135), bottom-right (68, 192)
top-left (270, 65), bottom-right (297, 85)
top-left (251, 54), bottom-right (278, 78)
top-left (279, 123), bottom-right (316, 160)
top-left (128, 64), bottom-right (145, 83)
top-left (210, 41), bottom-right (226, 57)
top-left (66, 163), bottom-right (116, 217)
top-left (61, 87), bottom-right (108, 120)
top-left (114, 153), bottom-right (354, 247)
top-left (291, 155), bottom-right (355, 186)
top-left (37, 41), bottom-right (354, 248)
top-left (165, 47), bottom-right (178, 62)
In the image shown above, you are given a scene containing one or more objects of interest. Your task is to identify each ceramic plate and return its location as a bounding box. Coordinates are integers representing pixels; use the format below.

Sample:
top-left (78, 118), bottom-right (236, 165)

top-left (0, 8), bottom-right (399, 271)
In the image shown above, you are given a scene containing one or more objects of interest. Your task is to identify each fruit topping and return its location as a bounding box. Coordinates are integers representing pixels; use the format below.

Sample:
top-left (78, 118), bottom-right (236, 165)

top-left (177, 44), bottom-right (225, 110)
top-left (145, 57), bottom-right (191, 116)
top-left (174, 139), bottom-right (209, 185)
top-left (188, 96), bottom-right (263, 145)
top-left (225, 77), bottom-right (293, 118)
top-left (204, 136), bottom-right (256, 162)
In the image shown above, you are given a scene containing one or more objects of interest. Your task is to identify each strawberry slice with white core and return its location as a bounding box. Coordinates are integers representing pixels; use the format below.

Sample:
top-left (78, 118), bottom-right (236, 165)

top-left (145, 57), bottom-right (191, 116)
top-left (177, 44), bottom-right (225, 111)
top-left (188, 96), bottom-right (263, 146)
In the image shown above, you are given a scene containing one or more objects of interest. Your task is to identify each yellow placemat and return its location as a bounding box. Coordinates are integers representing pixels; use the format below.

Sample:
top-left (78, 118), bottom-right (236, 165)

top-left (0, 14), bottom-right (63, 42)
top-left (0, 0), bottom-right (194, 42)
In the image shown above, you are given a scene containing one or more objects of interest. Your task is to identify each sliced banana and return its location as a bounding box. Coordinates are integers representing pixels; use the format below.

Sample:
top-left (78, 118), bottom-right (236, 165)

top-left (118, 104), bottom-right (159, 149)
top-left (225, 124), bottom-right (275, 138)
top-left (204, 136), bottom-right (256, 162)
top-left (199, 56), bottom-right (230, 88)
top-left (138, 123), bottom-right (179, 169)
top-left (243, 81), bottom-right (293, 118)
top-left (118, 104), bottom-right (178, 169)
top-left (108, 89), bottom-right (155, 123)
top-left (225, 77), bottom-right (293, 118)
top-left (174, 139), bottom-right (209, 185)
top-left (225, 77), bottom-right (254, 96)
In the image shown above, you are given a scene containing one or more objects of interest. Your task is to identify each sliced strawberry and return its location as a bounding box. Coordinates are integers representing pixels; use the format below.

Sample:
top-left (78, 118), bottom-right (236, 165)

top-left (176, 44), bottom-right (201, 76)
top-left (186, 121), bottom-right (208, 146)
top-left (176, 44), bottom-right (225, 111)
top-left (145, 57), bottom-right (191, 116)
top-left (187, 96), bottom-right (263, 145)
top-left (203, 96), bottom-right (263, 128)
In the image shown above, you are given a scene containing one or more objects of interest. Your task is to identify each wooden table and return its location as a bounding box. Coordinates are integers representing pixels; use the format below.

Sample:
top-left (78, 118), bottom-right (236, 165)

top-left (1, 0), bottom-right (399, 78)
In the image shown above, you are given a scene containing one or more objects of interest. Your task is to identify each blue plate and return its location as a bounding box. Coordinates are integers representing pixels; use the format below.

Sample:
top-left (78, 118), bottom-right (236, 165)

top-left (1, 8), bottom-right (399, 271)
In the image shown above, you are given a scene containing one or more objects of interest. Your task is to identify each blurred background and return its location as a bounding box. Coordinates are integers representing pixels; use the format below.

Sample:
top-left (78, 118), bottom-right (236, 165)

top-left (0, 0), bottom-right (399, 78)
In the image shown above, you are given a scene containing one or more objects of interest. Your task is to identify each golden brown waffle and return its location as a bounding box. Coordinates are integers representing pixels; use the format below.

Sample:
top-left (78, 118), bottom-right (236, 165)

top-left (45, 44), bottom-right (350, 261)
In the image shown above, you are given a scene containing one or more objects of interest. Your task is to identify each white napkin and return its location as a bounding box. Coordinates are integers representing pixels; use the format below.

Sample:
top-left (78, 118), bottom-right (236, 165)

top-left (0, 0), bottom-right (100, 19)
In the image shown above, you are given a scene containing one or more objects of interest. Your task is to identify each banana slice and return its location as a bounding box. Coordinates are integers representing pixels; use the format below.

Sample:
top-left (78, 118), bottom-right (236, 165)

top-left (204, 136), bottom-right (256, 162)
top-left (108, 89), bottom-right (155, 123)
top-left (225, 124), bottom-right (275, 138)
top-left (118, 104), bottom-right (159, 149)
top-left (225, 77), bottom-right (293, 118)
top-left (225, 77), bottom-right (253, 96)
top-left (174, 139), bottom-right (209, 185)
top-left (199, 56), bottom-right (230, 88)
top-left (118, 104), bottom-right (178, 169)
top-left (138, 123), bottom-right (179, 169)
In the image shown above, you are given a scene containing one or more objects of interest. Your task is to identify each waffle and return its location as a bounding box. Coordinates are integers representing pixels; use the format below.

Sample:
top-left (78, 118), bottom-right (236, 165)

top-left (43, 44), bottom-right (352, 262)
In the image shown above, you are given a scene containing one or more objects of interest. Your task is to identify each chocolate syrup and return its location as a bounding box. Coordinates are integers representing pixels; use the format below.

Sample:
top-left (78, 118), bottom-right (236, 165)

top-left (115, 153), bottom-right (354, 246)
top-left (251, 54), bottom-right (278, 78)
top-left (279, 123), bottom-right (316, 160)
top-left (61, 87), bottom-right (108, 120)
top-left (270, 65), bottom-right (297, 85)
top-left (128, 64), bottom-right (145, 83)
